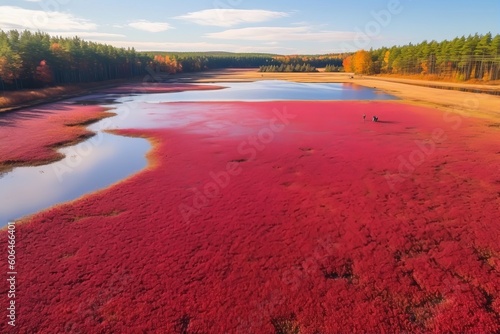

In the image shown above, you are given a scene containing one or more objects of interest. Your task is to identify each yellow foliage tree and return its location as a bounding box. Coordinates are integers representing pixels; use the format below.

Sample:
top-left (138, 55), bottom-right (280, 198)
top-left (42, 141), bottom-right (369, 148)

top-left (342, 55), bottom-right (353, 72)
top-left (382, 51), bottom-right (390, 73)
top-left (353, 50), bottom-right (374, 75)
top-left (420, 61), bottom-right (429, 74)
top-left (0, 54), bottom-right (21, 84)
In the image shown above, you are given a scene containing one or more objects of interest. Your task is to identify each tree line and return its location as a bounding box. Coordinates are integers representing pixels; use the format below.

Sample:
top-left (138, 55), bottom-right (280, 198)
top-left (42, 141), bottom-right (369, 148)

top-left (344, 33), bottom-right (500, 81)
top-left (0, 30), bottom-right (151, 90)
top-left (143, 51), bottom-right (278, 73)
top-left (259, 63), bottom-right (318, 72)
top-left (273, 54), bottom-right (344, 68)
top-left (147, 52), bottom-right (345, 74)
top-left (324, 64), bottom-right (342, 72)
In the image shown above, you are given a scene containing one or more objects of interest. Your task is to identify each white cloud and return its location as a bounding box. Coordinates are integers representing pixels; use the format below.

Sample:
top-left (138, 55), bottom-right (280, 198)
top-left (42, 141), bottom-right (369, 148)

top-left (0, 6), bottom-right (96, 31)
top-left (175, 9), bottom-right (289, 27)
top-left (23, 0), bottom-right (43, 2)
top-left (128, 20), bottom-right (172, 33)
top-left (206, 26), bottom-right (359, 42)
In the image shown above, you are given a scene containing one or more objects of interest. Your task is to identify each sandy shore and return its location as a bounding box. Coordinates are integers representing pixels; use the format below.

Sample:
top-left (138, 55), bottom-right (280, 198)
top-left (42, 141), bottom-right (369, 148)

top-left (166, 69), bottom-right (500, 121)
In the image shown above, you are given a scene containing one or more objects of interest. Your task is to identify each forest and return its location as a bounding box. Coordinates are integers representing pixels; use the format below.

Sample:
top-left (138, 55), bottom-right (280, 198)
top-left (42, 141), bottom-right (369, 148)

top-left (0, 30), bottom-right (283, 90)
top-left (344, 33), bottom-right (500, 81)
top-left (146, 52), bottom-right (277, 74)
top-left (145, 53), bottom-right (344, 74)
top-left (258, 55), bottom-right (343, 72)
top-left (0, 30), bottom-right (150, 90)
top-left (2, 30), bottom-right (499, 91)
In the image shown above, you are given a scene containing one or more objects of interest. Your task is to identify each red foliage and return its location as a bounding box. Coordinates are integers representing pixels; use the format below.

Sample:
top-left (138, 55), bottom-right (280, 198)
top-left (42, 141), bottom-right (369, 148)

top-left (1, 100), bottom-right (499, 333)
top-left (0, 103), bottom-right (109, 170)
top-left (35, 60), bottom-right (54, 84)
top-left (0, 83), bottom-right (223, 172)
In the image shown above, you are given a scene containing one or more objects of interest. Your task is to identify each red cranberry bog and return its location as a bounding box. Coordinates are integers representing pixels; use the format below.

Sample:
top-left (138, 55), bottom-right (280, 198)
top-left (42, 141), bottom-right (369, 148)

top-left (1, 82), bottom-right (499, 333)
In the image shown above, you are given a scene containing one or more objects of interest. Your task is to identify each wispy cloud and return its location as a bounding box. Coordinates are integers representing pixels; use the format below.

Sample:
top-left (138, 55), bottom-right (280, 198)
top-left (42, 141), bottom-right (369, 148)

top-left (0, 6), bottom-right (96, 31)
top-left (128, 20), bottom-right (172, 32)
top-left (206, 26), bottom-right (359, 42)
top-left (175, 9), bottom-right (289, 27)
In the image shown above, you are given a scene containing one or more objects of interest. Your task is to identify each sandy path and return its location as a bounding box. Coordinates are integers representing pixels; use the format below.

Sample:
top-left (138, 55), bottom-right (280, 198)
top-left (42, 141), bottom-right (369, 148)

top-left (367, 76), bottom-right (500, 91)
top-left (354, 77), bottom-right (500, 121)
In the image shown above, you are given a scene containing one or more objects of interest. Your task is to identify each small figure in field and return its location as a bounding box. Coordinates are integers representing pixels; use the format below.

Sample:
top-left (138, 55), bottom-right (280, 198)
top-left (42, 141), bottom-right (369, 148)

top-left (372, 116), bottom-right (379, 122)
top-left (363, 114), bottom-right (366, 121)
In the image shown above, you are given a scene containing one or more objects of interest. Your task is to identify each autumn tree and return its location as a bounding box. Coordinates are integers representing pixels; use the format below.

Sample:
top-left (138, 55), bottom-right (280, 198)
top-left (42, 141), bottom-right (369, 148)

top-left (382, 51), bottom-right (390, 73)
top-left (35, 60), bottom-right (53, 85)
top-left (342, 55), bottom-right (353, 72)
top-left (0, 38), bottom-right (22, 87)
top-left (352, 50), bottom-right (374, 74)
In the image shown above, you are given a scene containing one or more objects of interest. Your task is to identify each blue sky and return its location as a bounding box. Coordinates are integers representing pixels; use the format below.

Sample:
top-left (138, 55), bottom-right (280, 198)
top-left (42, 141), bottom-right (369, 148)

top-left (0, 0), bottom-right (499, 54)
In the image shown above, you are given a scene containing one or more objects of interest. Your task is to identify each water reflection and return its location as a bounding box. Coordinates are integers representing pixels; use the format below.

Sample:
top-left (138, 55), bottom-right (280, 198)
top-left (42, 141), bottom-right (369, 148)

top-left (130, 81), bottom-right (396, 103)
top-left (0, 133), bottom-right (149, 225)
top-left (92, 81), bottom-right (396, 131)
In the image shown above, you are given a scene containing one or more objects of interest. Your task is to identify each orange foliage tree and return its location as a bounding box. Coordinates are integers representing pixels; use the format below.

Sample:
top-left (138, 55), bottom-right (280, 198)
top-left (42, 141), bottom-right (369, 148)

top-left (342, 55), bottom-right (354, 72)
top-left (153, 55), bottom-right (183, 74)
top-left (353, 50), bottom-right (374, 74)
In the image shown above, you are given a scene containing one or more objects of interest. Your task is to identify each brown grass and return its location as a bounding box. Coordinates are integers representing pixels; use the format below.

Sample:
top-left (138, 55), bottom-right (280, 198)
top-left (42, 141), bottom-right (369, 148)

top-left (375, 73), bottom-right (500, 85)
top-left (0, 78), bottom-right (142, 112)
top-left (1, 86), bottom-right (71, 108)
